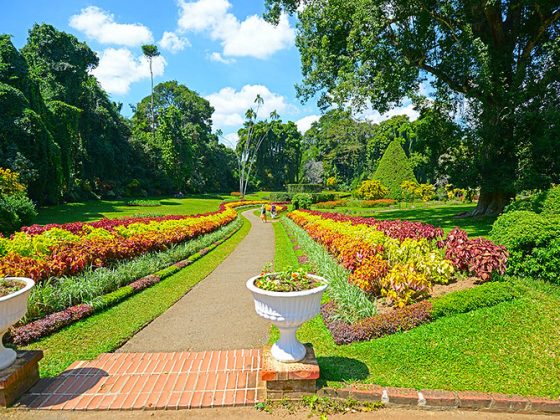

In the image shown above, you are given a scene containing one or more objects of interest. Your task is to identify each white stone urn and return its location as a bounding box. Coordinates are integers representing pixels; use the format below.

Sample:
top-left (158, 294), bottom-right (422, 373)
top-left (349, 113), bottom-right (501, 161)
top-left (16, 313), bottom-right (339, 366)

top-left (0, 277), bottom-right (34, 370)
top-left (247, 274), bottom-right (327, 363)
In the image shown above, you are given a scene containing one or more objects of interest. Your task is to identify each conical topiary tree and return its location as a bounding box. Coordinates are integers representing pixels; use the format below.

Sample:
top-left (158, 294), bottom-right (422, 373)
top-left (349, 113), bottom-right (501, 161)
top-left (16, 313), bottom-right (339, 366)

top-left (373, 139), bottom-right (417, 199)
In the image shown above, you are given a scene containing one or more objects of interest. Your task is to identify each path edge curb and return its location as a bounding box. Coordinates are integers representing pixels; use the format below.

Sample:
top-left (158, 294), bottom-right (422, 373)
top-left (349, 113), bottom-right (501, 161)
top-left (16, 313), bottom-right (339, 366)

top-left (317, 385), bottom-right (560, 414)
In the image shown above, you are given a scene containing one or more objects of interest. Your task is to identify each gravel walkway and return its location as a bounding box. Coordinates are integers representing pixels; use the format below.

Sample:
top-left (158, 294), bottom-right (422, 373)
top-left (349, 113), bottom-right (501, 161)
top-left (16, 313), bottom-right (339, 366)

top-left (118, 209), bottom-right (273, 352)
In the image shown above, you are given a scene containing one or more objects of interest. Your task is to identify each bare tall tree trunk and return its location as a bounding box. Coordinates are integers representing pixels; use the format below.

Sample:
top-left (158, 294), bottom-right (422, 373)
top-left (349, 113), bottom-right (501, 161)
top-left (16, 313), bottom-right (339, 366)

top-left (149, 59), bottom-right (155, 136)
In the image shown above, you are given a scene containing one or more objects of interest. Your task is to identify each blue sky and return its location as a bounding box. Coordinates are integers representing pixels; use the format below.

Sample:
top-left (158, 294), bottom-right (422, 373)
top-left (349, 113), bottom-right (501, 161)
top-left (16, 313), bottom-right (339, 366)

top-left (2, 0), bottom-right (418, 143)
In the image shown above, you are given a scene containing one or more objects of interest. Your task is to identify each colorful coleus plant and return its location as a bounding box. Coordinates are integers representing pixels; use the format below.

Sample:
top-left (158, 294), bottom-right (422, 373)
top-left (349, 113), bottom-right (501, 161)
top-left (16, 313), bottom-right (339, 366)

top-left (0, 200), bottom-right (268, 281)
top-left (288, 209), bottom-right (507, 308)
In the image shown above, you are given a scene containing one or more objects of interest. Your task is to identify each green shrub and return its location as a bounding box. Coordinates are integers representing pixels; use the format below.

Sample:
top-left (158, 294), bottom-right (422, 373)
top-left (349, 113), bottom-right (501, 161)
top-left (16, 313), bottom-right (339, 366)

top-left (312, 192), bottom-right (335, 203)
top-left (491, 210), bottom-right (560, 284)
top-left (287, 184), bottom-right (322, 194)
top-left (0, 192), bottom-right (37, 234)
top-left (373, 140), bottom-right (417, 199)
top-left (354, 179), bottom-right (389, 200)
top-left (270, 191), bottom-right (292, 202)
top-left (490, 211), bottom-right (560, 252)
top-left (291, 193), bottom-right (314, 210)
top-left (542, 185), bottom-right (560, 215)
top-left (431, 281), bottom-right (518, 319)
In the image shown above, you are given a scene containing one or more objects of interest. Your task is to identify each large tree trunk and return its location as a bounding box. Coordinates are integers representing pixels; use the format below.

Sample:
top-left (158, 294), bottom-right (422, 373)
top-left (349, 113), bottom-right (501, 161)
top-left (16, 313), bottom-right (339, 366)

top-left (471, 189), bottom-right (513, 216)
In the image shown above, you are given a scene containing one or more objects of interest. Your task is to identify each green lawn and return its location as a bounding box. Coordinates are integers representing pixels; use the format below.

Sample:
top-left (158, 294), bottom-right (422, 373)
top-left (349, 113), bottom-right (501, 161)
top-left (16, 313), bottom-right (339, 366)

top-left (33, 192), bottom-right (271, 225)
top-left (33, 194), bottom-right (232, 225)
top-left (23, 216), bottom-right (251, 377)
top-left (314, 202), bottom-right (495, 237)
top-left (272, 217), bottom-right (560, 398)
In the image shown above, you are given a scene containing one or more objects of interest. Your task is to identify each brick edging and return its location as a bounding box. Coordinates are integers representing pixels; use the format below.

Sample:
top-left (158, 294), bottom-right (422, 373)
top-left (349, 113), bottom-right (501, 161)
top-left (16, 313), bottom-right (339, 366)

top-left (318, 385), bottom-right (560, 414)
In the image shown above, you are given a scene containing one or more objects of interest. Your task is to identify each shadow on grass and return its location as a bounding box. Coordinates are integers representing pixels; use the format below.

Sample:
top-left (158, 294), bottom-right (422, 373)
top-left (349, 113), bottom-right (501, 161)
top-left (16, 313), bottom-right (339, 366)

top-left (317, 356), bottom-right (369, 388)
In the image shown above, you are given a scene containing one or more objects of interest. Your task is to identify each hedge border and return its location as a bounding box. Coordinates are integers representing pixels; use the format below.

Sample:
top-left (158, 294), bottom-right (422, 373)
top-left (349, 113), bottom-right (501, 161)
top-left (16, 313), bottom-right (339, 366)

top-left (8, 217), bottom-right (244, 346)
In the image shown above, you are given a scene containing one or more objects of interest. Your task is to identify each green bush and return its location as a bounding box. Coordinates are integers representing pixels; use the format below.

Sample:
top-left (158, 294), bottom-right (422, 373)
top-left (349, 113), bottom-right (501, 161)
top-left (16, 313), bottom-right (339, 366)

top-left (0, 192), bottom-right (37, 234)
top-left (270, 191), bottom-right (292, 202)
top-left (491, 210), bottom-right (560, 284)
top-left (490, 211), bottom-right (560, 252)
top-left (373, 140), bottom-right (417, 199)
top-left (312, 192), bottom-right (335, 203)
top-left (287, 184), bottom-right (322, 194)
top-left (291, 193), bottom-right (313, 209)
top-left (431, 281), bottom-right (518, 319)
top-left (542, 185), bottom-right (560, 215)
top-left (354, 179), bottom-right (389, 200)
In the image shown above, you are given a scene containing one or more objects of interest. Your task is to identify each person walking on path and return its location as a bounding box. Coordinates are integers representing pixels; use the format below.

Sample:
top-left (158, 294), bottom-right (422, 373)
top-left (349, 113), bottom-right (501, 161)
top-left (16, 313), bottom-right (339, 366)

top-left (260, 204), bottom-right (267, 223)
top-left (271, 204), bottom-right (277, 219)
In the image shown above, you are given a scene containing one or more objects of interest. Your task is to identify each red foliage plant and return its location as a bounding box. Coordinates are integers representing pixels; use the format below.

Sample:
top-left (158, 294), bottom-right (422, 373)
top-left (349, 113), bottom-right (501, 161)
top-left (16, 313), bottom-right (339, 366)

top-left (444, 227), bottom-right (508, 281)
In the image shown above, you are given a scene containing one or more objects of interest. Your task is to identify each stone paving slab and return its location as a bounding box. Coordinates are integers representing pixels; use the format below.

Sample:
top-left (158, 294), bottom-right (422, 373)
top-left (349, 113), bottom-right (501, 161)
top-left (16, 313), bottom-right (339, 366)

top-left (118, 209), bottom-right (273, 352)
top-left (18, 350), bottom-right (263, 411)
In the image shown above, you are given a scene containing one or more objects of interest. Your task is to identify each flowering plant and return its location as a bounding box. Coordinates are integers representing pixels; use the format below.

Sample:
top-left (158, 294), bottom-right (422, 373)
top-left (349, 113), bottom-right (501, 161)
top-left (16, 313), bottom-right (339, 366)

top-left (254, 265), bottom-right (320, 292)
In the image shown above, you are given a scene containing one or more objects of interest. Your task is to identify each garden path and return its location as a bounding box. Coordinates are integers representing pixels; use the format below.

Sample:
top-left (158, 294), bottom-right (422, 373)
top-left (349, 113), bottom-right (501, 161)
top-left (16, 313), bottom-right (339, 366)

top-left (117, 209), bottom-right (273, 352)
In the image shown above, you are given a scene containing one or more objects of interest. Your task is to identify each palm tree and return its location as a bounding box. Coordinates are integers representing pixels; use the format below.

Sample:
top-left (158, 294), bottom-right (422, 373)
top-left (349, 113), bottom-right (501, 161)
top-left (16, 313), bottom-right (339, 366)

top-left (141, 44), bottom-right (160, 135)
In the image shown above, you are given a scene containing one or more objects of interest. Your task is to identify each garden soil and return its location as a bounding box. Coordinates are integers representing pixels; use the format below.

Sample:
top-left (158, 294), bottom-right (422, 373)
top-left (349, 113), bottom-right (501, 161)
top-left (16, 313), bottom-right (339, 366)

top-left (117, 209), bottom-right (273, 352)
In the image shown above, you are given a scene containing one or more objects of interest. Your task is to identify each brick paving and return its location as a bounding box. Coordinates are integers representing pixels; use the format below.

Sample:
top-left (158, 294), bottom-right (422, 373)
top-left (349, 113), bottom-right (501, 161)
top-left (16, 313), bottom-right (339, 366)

top-left (17, 350), bottom-right (263, 411)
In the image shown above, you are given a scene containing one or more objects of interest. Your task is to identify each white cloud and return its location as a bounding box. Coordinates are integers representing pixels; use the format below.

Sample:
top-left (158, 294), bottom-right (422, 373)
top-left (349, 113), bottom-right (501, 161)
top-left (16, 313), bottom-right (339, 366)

top-left (208, 52), bottom-right (235, 64)
top-left (205, 84), bottom-right (288, 128)
top-left (159, 31), bottom-right (189, 53)
top-left (177, 0), bottom-right (295, 59)
top-left (91, 48), bottom-right (166, 95)
top-left (69, 6), bottom-right (153, 47)
top-left (295, 115), bottom-right (320, 134)
top-left (363, 103), bottom-right (419, 124)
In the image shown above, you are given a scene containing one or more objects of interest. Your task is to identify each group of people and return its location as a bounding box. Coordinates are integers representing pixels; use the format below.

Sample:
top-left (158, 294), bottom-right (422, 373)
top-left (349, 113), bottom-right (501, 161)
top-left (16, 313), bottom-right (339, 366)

top-left (260, 204), bottom-right (277, 223)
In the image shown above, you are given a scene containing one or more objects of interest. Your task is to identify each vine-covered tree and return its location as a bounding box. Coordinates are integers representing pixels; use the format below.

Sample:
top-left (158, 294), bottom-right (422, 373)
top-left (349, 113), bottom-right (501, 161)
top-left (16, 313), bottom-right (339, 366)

top-left (265, 0), bottom-right (560, 214)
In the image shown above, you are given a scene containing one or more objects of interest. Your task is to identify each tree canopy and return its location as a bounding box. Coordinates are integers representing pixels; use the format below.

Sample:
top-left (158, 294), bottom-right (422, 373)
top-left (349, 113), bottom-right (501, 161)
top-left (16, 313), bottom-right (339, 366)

top-left (265, 0), bottom-right (560, 214)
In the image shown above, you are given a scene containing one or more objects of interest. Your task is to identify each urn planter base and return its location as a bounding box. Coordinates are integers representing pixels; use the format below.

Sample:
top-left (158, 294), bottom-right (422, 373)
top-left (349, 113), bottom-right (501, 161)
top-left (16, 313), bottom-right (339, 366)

top-left (261, 344), bottom-right (320, 401)
top-left (0, 350), bottom-right (43, 407)
top-left (271, 326), bottom-right (306, 363)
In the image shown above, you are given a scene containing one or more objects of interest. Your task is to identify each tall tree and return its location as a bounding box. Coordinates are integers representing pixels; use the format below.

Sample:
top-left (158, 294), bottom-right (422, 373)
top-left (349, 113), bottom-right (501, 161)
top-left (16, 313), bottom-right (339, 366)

top-left (236, 96), bottom-right (279, 196)
top-left (265, 0), bottom-right (560, 214)
top-left (141, 44), bottom-right (160, 136)
top-left (237, 119), bottom-right (302, 190)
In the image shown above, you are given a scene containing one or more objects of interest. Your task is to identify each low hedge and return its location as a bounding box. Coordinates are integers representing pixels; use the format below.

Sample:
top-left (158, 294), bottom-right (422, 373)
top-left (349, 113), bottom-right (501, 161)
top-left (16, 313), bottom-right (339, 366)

top-left (287, 183), bottom-right (323, 193)
top-left (321, 281), bottom-right (519, 345)
top-left (430, 281), bottom-right (518, 319)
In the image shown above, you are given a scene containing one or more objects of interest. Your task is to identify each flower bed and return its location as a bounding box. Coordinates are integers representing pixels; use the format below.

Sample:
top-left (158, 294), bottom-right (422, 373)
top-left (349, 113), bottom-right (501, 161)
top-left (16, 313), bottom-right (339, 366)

top-left (0, 200), bottom-right (267, 282)
top-left (288, 210), bottom-right (508, 308)
top-left (8, 217), bottom-right (244, 346)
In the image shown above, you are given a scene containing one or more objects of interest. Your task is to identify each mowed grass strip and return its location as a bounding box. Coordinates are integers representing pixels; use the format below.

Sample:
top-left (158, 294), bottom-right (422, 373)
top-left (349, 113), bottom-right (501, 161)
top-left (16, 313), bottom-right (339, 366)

top-left (273, 218), bottom-right (299, 271)
top-left (23, 216), bottom-right (251, 377)
top-left (33, 194), bottom-right (231, 225)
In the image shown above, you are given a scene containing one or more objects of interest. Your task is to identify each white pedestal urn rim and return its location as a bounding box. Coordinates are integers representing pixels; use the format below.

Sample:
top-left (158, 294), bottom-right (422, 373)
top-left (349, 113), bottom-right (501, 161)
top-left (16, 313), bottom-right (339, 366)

top-left (0, 277), bottom-right (35, 371)
top-left (246, 273), bottom-right (327, 363)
